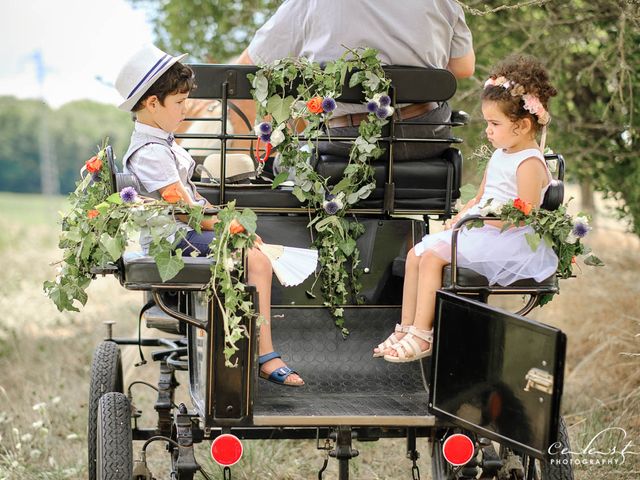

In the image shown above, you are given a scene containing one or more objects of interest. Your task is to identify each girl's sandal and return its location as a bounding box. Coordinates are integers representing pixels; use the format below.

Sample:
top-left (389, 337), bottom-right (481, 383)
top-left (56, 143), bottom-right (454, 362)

top-left (383, 326), bottom-right (434, 363)
top-left (373, 323), bottom-right (411, 357)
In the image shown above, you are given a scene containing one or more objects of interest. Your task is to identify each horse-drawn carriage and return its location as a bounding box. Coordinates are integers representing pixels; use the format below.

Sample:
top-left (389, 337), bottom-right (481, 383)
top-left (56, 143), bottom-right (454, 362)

top-left (88, 63), bottom-right (573, 479)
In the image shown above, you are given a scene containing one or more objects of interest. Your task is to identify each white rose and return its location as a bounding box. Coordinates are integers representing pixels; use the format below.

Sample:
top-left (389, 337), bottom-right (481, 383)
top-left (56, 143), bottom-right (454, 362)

top-left (269, 128), bottom-right (285, 147)
top-left (479, 201), bottom-right (503, 216)
top-left (224, 258), bottom-right (235, 272)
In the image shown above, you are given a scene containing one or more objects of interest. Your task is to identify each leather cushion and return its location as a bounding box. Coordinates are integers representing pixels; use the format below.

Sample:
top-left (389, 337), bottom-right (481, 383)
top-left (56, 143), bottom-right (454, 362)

top-left (121, 252), bottom-right (213, 288)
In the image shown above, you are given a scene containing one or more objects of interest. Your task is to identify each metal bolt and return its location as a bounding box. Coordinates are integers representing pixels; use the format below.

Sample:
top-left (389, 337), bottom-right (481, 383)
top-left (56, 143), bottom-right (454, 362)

top-left (364, 267), bottom-right (370, 273)
top-left (539, 397), bottom-right (544, 403)
top-left (542, 360), bottom-right (547, 366)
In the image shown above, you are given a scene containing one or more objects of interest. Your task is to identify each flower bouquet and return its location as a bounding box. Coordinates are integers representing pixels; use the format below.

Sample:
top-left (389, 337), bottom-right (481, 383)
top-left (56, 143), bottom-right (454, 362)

top-left (468, 197), bottom-right (604, 303)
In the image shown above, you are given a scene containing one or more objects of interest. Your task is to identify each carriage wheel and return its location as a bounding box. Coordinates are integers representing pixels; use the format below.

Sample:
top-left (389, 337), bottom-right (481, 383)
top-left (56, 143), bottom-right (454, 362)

top-left (431, 418), bottom-right (574, 480)
top-left (96, 392), bottom-right (133, 480)
top-left (88, 341), bottom-right (124, 480)
top-left (538, 416), bottom-right (574, 480)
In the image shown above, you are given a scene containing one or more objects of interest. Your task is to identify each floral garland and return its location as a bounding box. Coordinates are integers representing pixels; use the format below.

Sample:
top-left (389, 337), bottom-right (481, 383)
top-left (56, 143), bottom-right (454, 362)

top-left (468, 197), bottom-right (604, 304)
top-left (44, 140), bottom-right (257, 366)
top-left (249, 47), bottom-right (393, 334)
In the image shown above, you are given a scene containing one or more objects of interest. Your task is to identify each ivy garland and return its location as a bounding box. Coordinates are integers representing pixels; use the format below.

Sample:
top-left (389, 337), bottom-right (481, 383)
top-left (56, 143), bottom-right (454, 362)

top-left (44, 140), bottom-right (258, 367)
top-left (250, 47), bottom-right (393, 334)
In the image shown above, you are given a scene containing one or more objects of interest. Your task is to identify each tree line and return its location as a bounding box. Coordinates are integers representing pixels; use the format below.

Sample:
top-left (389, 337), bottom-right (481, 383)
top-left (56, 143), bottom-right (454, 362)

top-left (0, 97), bottom-right (132, 195)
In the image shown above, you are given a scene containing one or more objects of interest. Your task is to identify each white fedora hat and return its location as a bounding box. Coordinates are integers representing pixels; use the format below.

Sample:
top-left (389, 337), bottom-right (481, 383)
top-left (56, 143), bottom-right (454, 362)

top-left (116, 44), bottom-right (187, 111)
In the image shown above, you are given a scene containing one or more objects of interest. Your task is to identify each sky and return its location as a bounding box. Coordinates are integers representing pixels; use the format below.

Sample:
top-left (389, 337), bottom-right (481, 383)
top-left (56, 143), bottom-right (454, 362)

top-left (0, 0), bottom-right (156, 108)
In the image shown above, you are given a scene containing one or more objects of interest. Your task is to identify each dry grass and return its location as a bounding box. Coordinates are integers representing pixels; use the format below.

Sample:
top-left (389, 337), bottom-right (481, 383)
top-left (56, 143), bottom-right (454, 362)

top-left (0, 191), bottom-right (638, 479)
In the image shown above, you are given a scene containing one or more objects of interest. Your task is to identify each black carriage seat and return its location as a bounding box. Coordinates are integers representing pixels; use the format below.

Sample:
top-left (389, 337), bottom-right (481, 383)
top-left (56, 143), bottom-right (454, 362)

top-left (393, 154), bottom-right (565, 316)
top-left (184, 64), bottom-right (464, 215)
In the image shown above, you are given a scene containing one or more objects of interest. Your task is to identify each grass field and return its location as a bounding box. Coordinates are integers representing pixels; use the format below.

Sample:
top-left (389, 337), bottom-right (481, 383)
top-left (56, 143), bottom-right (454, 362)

top-left (0, 190), bottom-right (638, 479)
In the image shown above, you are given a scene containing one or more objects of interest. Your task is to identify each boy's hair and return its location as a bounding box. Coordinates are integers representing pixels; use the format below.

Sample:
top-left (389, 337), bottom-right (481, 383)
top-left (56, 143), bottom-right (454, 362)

top-left (482, 55), bottom-right (557, 133)
top-left (133, 62), bottom-right (196, 111)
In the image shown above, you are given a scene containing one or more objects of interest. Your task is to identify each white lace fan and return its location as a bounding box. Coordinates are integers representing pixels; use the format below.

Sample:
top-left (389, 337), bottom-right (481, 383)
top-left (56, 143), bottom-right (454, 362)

top-left (257, 243), bottom-right (318, 287)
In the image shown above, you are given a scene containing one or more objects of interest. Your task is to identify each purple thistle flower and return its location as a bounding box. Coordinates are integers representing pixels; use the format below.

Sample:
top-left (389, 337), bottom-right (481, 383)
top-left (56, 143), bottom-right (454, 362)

top-left (120, 186), bottom-right (138, 203)
top-left (375, 106), bottom-right (390, 119)
top-left (258, 122), bottom-right (272, 135)
top-left (325, 193), bottom-right (336, 201)
top-left (260, 133), bottom-right (271, 143)
top-left (379, 95), bottom-right (391, 107)
top-left (322, 97), bottom-right (337, 113)
top-left (323, 201), bottom-right (340, 215)
top-left (366, 101), bottom-right (378, 113)
top-left (572, 222), bottom-right (589, 238)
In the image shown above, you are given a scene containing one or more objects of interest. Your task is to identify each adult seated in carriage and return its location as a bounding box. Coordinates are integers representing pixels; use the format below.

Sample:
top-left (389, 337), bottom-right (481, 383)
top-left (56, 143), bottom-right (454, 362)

top-left (235, 0), bottom-right (476, 166)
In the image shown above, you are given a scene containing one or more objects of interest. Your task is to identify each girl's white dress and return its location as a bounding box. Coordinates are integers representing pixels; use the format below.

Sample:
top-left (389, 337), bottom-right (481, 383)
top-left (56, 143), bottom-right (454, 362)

top-left (414, 148), bottom-right (558, 286)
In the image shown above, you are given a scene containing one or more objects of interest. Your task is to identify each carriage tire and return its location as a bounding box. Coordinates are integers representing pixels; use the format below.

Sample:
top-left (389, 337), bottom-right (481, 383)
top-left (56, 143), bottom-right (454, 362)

top-left (540, 416), bottom-right (574, 480)
top-left (96, 392), bottom-right (133, 480)
top-left (88, 341), bottom-right (124, 480)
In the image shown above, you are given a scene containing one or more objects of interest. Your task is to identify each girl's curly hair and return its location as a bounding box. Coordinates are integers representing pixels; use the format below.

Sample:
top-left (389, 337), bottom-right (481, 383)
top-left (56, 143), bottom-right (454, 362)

top-left (482, 55), bottom-right (557, 133)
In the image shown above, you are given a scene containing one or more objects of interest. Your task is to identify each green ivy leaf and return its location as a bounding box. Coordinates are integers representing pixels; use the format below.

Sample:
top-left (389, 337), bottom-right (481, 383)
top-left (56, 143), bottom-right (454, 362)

top-left (99, 233), bottom-right (123, 261)
top-left (525, 232), bottom-right (541, 251)
top-left (271, 171), bottom-right (290, 189)
top-left (584, 255), bottom-right (605, 266)
top-left (106, 193), bottom-right (123, 204)
top-left (266, 95), bottom-right (295, 125)
top-left (154, 250), bottom-right (185, 282)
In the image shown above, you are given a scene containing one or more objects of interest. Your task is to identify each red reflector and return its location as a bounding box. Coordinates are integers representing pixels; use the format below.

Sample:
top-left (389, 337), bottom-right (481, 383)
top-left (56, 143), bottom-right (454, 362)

top-left (210, 434), bottom-right (243, 466)
top-left (442, 433), bottom-right (474, 466)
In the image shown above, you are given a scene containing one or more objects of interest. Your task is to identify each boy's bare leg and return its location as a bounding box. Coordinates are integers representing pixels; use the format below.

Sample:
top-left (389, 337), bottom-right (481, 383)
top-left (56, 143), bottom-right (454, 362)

top-left (386, 251), bottom-right (448, 358)
top-left (247, 248), bottom-right (304, 385)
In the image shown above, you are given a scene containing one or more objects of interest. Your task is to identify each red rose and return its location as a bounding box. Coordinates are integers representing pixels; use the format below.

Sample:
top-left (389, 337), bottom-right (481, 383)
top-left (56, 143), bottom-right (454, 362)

top-left (229, 219), bottom-right (245, 235)
top-left (87, 209), bottom-right (100, 219)
top-left (86, 156), bottom-right (102, 173)
top-left (513, 198), bottom-right (533, 215)
top-left (306, 96), bottom-right (324, 114)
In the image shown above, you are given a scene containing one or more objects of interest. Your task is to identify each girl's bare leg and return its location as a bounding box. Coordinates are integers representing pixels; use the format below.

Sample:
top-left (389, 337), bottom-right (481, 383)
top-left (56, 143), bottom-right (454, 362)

top-left (386, 251), bottom-right (449, 358)
top-left (247, 248), bottom-right (304, 385)
top-left (373, 247), bottom-right (420, 356)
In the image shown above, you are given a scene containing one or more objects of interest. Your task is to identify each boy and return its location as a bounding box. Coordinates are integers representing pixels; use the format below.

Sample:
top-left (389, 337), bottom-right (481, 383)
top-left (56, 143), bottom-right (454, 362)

top-left (115, 44), bottom-right (303, 386)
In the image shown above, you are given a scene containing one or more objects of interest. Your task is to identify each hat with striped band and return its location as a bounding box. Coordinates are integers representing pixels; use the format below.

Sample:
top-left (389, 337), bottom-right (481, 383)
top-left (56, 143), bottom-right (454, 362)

top-left (116, 44), bottom-right (187, 112)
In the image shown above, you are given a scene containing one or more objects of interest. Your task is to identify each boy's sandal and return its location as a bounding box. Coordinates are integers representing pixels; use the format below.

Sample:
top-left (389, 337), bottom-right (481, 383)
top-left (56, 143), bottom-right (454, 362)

top-left (258, 351), bottom-right (304, 387)
top-left (373, 323), bottom-right (411, 358)
top-left (383, 326), bottom-right (434, 363)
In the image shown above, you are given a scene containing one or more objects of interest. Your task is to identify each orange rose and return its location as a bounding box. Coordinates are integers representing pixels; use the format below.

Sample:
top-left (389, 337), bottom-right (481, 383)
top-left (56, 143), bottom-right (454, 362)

top-left (229, 219), bottom-right (245, 235)
top-left (571, 256), bottom-right (577, 264)
top-left (85, 156), bottom-right (102, 173)
top-left (87, 209), bottom-right (100, 219)
top-left (306, 96), bottom-right (323, 114)
top-left (513, 198), bottom-right (533, 215)
top-left (161, 184), bottom-right (184, 203)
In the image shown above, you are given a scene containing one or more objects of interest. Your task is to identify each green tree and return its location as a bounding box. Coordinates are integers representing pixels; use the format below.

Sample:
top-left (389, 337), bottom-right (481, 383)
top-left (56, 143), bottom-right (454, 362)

top-left (0, 97), bottom-right (132, 195)
top-left (130, 0), bottom-right (281, 62)
top-left (51, 100), bottom-right (132, 194)
top-left (0, 97), bottom-right (49, 193)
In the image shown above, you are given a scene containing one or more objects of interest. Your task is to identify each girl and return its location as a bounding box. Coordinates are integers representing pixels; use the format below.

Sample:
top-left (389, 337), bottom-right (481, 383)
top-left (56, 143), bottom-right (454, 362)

top-left (374, 55), bottom-right (558, 362)
top-left (116, 45), bottom-right (304, 386)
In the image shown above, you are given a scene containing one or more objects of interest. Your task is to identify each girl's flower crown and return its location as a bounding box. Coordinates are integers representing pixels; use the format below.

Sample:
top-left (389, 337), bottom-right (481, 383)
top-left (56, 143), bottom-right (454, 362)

top-left (484, 76), bottom-right (551, 125)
